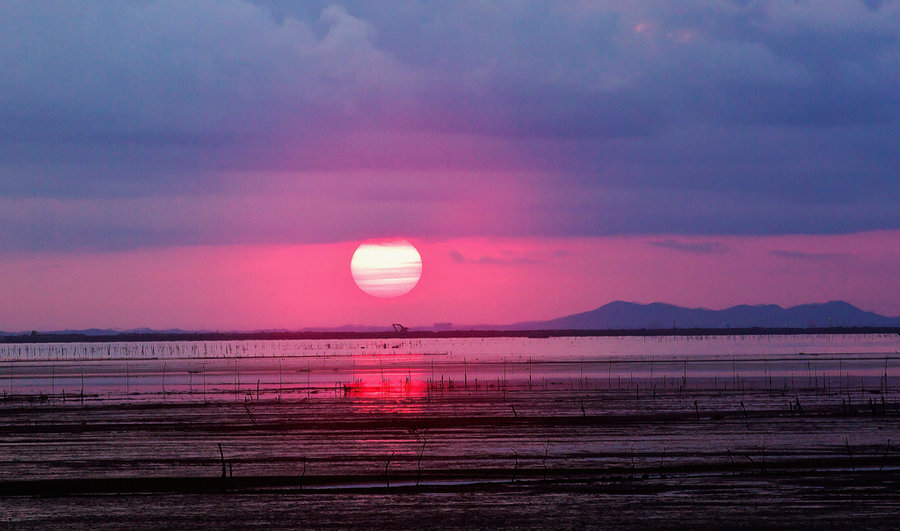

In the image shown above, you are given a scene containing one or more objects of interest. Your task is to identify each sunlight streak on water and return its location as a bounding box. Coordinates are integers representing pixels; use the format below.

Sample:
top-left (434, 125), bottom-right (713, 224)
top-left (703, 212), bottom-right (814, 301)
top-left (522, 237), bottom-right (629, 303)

top-left (0, 334), bottom-right (898, 404)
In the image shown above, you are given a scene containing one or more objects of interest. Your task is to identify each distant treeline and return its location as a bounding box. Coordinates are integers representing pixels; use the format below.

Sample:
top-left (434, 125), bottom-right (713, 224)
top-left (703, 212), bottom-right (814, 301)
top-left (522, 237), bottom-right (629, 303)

top-left (3, 327), bottom-right (900, 344)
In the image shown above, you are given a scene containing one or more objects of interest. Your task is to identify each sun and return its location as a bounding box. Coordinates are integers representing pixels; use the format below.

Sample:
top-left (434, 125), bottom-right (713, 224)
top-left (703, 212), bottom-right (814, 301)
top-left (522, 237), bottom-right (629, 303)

top-left (351, 239), bottom-right (423, 298)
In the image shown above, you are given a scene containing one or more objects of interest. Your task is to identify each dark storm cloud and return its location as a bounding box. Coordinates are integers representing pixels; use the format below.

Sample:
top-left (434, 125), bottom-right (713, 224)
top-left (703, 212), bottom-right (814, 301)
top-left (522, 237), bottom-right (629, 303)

top-left (1, 1), bottom-right (899, 250)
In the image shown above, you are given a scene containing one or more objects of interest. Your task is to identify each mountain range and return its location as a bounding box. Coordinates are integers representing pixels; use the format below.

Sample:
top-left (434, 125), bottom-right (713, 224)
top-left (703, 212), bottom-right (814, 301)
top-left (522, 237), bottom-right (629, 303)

top-left (2, 301), bottom-right (899, 337)
top-left (504, 300), bottom-right (900, 330)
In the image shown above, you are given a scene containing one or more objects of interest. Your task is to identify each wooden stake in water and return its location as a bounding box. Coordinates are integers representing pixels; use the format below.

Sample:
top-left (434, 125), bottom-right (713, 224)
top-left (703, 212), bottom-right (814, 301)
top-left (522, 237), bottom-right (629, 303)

top-left (528, 357), bottom-right (532, 390)
top-left (384, 452), bottom-right (394, 488)
top-left (580, 358), bottom-right (584, 390)
top-left (218, 443), bottom-right (227, 490)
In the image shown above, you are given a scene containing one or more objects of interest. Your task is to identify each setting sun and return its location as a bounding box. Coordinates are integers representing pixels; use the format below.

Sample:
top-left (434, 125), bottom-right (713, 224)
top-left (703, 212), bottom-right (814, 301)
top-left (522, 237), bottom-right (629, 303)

top-left (350, 239), bottom-right (423, 298)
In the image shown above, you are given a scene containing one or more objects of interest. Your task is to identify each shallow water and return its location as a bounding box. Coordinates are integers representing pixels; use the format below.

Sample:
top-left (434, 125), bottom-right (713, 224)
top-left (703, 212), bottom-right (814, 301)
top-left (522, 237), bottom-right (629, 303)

top-left (1, 334), bottom-right (898, 403)
top-left (3, 333), bottom-right (899, 361)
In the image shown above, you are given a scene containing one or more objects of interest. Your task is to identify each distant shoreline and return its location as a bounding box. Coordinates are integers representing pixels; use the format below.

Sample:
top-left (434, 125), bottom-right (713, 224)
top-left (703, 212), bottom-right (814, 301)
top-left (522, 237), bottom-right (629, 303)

top-left (3, 326), bottom-right (899, 344)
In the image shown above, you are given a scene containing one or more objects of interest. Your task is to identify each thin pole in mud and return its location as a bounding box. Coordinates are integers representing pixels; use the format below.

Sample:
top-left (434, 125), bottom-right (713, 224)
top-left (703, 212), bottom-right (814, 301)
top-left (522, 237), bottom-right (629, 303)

top-left (162, 361), bottom-right (166, 396)
top-left (300, 456), bottom-right (307, 490)
top-left (217, 443), bottom-right (228, 492)
top-left (543, 441), bottom-right (551, 480)
top-left (761, 438), bottom-right (767, 474)
top-left (417, 432), bottom-right (427, 486)
top-left (511, 449), bottom-right (519, 482)
top-left (80, 363), bottom-right (84, 405)
top-left (464, 358), bottom-right (468, 390)
top-left (235, 361), bottom-right (240, 398)
top-left (307, 360), bottom-right (311, 400)
top-left (125, 362), bottom-right (129, 398)
top-left (51, 365), bottom-right (55, 397)
top-left (580, 357), bottom-right (584, 390)
top-left (629, 442), bottom-right (635, 480)
top-left (384, 452), bottom-right (394, 488)
top-left (845, 438), bottom-right (855, 471)
top-left (726, 446), bottom-right (736, 475)
top-left (659, 449), bottom-right (666, 478)
top-left (528, 356), bottom-right (532, 390)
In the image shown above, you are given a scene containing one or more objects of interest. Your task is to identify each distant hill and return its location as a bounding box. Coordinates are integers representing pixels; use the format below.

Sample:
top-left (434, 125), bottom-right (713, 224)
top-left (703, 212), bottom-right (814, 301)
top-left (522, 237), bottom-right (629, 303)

top-left (3, 301), bottom-right (898, 340)
top-left (506, 301), bottom-right (900, 330)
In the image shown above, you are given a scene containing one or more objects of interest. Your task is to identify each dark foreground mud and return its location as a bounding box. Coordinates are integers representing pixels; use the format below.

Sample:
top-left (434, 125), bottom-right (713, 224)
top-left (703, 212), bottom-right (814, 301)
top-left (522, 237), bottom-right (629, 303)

top-left (2, 472), bottom-right (900, 530)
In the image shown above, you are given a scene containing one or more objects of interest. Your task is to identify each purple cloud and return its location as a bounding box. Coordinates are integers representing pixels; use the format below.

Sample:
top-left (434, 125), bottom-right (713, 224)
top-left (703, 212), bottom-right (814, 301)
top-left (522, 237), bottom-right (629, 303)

top-left (646, 240), bottom-right (729, 254)
top-left (0, 1), bottom-right (898, 251)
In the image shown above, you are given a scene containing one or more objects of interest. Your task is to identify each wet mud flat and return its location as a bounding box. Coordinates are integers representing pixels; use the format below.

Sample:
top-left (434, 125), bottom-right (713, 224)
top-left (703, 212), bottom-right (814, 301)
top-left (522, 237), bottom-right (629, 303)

top-left (2, 363), bottom-right (900, 530)
top-left (2, 336), bottom-right (899, 528)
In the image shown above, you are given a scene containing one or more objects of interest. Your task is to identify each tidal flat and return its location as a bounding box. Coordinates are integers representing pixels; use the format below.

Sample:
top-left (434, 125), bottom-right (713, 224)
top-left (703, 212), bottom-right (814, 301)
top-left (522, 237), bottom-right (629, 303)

top-left (1, 334), bottom-right (899, 529)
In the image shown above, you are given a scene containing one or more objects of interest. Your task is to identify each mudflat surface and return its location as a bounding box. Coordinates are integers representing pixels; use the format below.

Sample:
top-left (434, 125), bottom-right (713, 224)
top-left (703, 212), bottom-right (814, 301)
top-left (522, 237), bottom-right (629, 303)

top-left (3, 390), bottom-right (900, 528)
top-left (1, 337), bottom-right (899, 528)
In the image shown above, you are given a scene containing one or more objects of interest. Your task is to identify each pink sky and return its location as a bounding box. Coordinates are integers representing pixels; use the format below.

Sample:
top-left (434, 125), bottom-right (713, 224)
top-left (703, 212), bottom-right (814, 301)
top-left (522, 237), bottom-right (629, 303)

top-left (2, 3), bottom-right (899, 331)
top-left (2, 230), bottom-right (897, 331)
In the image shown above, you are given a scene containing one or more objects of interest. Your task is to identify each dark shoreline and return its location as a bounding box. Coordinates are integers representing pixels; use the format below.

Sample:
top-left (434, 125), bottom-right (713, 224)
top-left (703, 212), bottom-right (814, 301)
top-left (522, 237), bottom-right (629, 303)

top-left (4, 326), bottom-right (900, 344)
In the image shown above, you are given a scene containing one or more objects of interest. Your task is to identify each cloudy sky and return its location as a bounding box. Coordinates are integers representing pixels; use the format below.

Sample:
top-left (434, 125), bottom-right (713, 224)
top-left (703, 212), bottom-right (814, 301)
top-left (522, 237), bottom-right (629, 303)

top-left (1, 0), bottom-right (899, 330)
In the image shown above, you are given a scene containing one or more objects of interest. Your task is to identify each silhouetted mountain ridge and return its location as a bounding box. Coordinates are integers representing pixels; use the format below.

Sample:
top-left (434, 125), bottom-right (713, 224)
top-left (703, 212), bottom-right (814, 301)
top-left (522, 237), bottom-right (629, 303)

top-left (3, 301), bottom-right (897, 338)
top-left (506, 300), bottom-right (900, 330)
